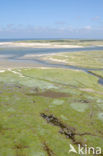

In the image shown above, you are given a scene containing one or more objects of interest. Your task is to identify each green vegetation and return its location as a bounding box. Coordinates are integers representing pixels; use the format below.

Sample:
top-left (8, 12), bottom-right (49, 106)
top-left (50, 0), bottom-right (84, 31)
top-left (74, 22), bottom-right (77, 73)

top-left (88, 71), bottom-right (103, 78)
top-left (16, 39), bottom-right (103, 46)
top-left (0, 68), bottom-right (103, 155)
top-left (43, 51), bottom-right (103, 69)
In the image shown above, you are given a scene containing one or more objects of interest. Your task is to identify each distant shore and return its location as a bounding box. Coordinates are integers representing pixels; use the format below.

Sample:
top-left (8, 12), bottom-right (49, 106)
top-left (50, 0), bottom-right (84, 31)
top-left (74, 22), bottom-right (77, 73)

top-left (1, 39), bottom-right (103, 48)
top-left (0, 42), bottom-right (84, 48)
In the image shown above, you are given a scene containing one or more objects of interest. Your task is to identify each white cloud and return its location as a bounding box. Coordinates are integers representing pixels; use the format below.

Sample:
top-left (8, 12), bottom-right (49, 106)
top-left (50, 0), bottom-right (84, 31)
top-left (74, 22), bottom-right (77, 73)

top-left (0, 24), bottom-right (103, 39)
top-left (84, 26), bottom-right (92, 30)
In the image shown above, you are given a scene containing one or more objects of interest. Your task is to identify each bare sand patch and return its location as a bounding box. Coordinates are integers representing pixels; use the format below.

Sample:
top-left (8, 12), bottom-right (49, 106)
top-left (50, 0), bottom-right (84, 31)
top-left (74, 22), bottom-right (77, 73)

top-left (79, 88), bottom-right (103, 95)
top-left (0, 42), bottom-right (83, 48)
top-left (0, 70), bottom-right (5, 73)
top-left (0, 59), bottom-right (42, 69)
top-left (46, 58), bottom-right (67, 63)
top-left (8, 69), bottom-right (25, 77)
top-left (79, 88), bottom-right (94, 92)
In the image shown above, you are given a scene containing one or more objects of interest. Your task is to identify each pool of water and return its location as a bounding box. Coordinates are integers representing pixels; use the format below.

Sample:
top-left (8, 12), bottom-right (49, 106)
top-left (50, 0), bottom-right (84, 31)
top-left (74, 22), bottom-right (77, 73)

top-left (98, 79), bottom-right (103, 85)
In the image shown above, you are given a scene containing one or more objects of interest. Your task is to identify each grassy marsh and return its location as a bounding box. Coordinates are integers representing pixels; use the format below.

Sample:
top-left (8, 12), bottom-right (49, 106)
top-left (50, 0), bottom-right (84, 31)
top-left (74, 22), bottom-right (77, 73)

top-left (42, 51), bottom-right (103, 69)
top-left (0, 67), bottom-right (103, 155)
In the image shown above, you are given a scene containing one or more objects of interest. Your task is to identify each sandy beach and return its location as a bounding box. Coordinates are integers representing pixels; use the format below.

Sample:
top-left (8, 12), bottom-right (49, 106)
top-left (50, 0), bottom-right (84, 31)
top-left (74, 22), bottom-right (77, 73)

top-left (0, 42), bottom-right (84, 48)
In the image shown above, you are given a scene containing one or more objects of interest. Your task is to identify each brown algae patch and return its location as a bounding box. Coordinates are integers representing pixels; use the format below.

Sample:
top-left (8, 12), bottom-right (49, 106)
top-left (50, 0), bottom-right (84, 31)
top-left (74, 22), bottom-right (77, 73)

top-left (70, 102), bottom-right (89, 112)
top-left (43, 142), bottom-right (55, 156)
top-left (27, 90), bottom-right (69, 98)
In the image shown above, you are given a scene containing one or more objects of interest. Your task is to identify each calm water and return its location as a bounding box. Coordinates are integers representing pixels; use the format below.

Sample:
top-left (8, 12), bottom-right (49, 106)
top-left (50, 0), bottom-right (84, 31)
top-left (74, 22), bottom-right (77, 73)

top-left (0, 38), bottom-right (65, 42)
top-left (0, 46), bottom-right (103, 59)
top-left (0, 44), bottom-right (103, 85)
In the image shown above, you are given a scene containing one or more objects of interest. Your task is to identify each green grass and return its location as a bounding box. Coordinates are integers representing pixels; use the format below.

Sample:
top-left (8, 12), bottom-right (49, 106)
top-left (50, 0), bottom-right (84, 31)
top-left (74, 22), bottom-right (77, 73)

top-left (0, 68), bottom-right (103, 155)
top-left (15, 39), bottom-right (103, 46)
top-left (43, 51), bottom-right (103, 69)
top-left (88, 71), bottom-right (103, 78)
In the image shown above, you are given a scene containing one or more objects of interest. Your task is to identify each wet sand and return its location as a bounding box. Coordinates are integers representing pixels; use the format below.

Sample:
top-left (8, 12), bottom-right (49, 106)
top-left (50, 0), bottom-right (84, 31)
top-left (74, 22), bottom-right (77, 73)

top-left (0, 59), bottom-right (43, 69)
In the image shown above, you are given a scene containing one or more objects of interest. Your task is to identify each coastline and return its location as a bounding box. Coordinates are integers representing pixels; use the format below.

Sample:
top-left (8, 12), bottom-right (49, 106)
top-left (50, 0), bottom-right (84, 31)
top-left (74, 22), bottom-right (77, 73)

top-left (0, 42), bottom-right (84, 48)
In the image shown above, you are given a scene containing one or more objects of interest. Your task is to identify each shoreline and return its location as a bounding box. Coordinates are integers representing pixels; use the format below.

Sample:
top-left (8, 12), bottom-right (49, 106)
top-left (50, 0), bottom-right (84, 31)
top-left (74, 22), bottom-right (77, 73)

top-left (0, 42), bottom-right (84, 48)
top-left (0, 59), bottom-right (43, 69)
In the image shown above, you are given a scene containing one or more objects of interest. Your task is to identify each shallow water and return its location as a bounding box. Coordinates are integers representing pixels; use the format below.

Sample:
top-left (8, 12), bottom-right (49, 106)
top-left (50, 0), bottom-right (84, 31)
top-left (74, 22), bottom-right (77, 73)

top-left (98, 79), bottom-right (103, 85)
top-left (0, 46), bottom-right (103, 59)
top-left (0, 46), bottom-right (103, 86)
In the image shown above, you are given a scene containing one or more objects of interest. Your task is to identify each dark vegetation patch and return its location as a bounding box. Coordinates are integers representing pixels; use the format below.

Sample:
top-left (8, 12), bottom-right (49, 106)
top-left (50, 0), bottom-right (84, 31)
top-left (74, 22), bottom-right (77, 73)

top-left (0, 123), bottom-right (12, 134)
top-left (14, 143), bottom-right (29, 156)
top-left (27, 90), bottom-right (69, 98)
top-left (43, 142), bottom-right (55, 156)
top-left (88, 71), bottom-right (103, 79)
top-left (79, 99), bottom-right (89, 103)
top-left (14, 144), bottom-right (29, 150)
top-left (41, 113), bottom-right (99, 146)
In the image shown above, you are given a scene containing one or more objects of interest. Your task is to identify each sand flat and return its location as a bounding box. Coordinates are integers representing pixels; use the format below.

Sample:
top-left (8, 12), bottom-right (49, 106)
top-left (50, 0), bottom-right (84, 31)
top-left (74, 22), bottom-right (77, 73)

top-left (0, 42), bottom-right (83, 48)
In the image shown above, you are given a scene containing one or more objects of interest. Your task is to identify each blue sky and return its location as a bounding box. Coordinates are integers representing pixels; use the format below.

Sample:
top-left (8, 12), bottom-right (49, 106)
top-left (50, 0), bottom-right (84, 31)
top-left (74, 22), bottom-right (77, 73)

top-left (0, 0), bottom-right (103, 39)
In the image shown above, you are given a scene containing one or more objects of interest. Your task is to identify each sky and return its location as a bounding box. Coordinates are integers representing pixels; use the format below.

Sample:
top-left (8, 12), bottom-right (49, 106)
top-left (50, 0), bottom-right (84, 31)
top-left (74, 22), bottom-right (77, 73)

top-left (0, 0), bottom-right (103, 39)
